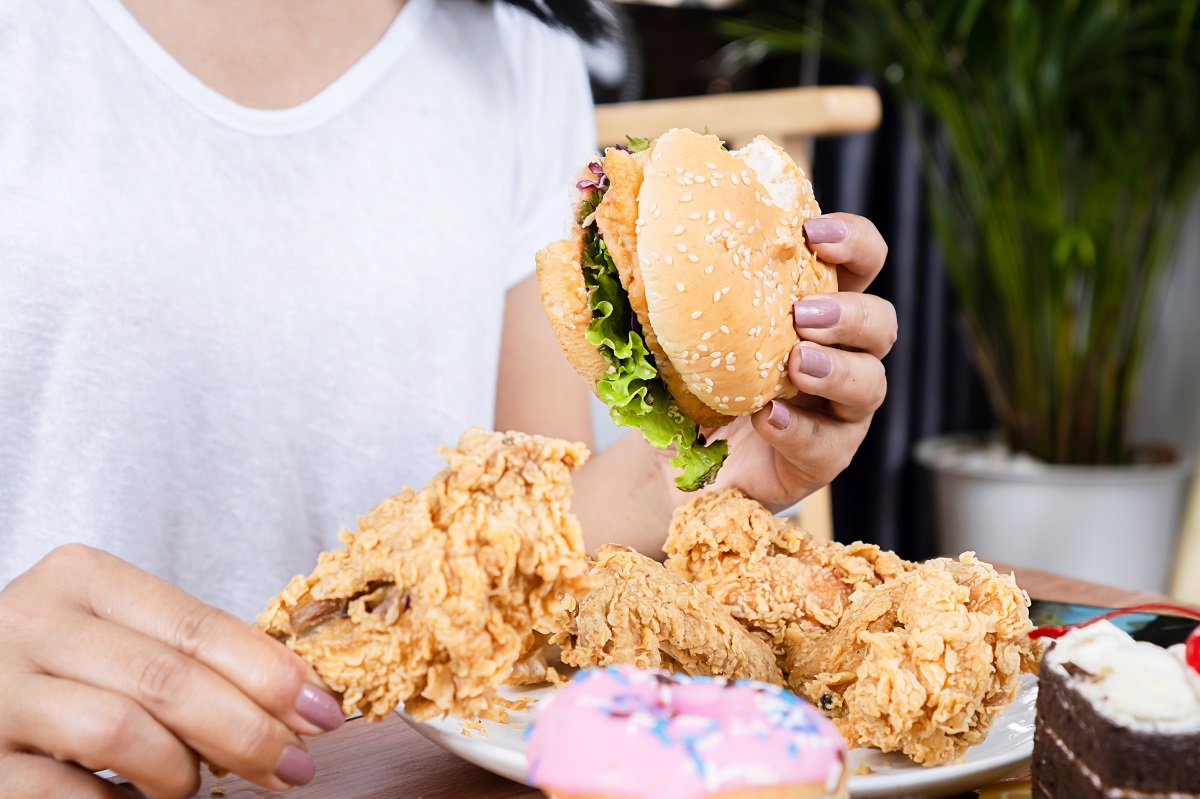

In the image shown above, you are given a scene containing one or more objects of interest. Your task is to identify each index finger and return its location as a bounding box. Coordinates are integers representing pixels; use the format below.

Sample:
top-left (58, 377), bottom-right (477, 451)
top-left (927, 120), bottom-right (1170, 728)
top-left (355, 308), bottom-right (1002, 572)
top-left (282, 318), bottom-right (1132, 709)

top-left (64, 546), bottom-right (343, 738)
top-left (803, 213), bottom-right (888, 293)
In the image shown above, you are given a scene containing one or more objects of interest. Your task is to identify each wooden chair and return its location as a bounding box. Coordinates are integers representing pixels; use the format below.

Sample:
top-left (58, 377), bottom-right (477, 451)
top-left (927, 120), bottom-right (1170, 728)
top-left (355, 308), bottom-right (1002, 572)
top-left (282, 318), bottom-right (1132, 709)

top-left (596, 85), bottom-right (881, 175)
top-left (1171, 443), bottom-right (1200, 602)
top-left (594, 86), bottom-right (884, 540)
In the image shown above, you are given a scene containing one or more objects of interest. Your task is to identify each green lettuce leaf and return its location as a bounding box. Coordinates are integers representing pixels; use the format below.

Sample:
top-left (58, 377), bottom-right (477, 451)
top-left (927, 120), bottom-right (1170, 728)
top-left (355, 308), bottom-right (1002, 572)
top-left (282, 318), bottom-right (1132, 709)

top-left (578, 203), bottom-right (728, 491)
top-left (625, 135), bottom-right (651, 152)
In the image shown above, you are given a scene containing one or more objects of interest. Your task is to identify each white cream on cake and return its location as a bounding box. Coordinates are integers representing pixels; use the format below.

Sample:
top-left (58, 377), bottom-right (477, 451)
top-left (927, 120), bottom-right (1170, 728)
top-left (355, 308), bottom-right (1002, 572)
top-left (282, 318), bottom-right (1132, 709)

top-left (1047, 620), bottom-right (1200, 729)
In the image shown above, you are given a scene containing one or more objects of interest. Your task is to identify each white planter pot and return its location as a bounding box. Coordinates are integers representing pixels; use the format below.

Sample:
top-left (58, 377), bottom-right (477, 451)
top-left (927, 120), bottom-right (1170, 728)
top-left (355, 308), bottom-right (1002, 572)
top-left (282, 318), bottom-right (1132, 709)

top-left (914, 434), bottom-right (1193, 593)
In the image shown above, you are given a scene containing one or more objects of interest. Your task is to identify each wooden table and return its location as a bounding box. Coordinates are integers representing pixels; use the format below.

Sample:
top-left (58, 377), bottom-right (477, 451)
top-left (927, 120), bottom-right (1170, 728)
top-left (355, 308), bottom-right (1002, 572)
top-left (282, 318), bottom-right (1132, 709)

top-left (182, 565), bottom-right (1182, 799)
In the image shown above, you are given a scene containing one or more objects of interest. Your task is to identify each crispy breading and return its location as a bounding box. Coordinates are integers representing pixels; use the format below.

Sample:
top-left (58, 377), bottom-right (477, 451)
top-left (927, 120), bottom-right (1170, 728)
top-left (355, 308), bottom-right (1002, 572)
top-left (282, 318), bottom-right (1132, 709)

top-left (257, 429), bottom-right (596, 722)
top-left (663, 489), bottom-right (1038, 766)
top-left (549, 545), bottom-right (785, 686)
top-left (664, 488), bottom-right (910, 655)
top-left (786, 554), bottom-right (1039, 766)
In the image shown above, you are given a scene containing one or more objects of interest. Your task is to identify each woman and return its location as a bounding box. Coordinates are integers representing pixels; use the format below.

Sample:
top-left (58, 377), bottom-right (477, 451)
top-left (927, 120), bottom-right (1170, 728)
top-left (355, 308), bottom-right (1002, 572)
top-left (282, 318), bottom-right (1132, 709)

top-left (0, 0), bottom-right (895, 795)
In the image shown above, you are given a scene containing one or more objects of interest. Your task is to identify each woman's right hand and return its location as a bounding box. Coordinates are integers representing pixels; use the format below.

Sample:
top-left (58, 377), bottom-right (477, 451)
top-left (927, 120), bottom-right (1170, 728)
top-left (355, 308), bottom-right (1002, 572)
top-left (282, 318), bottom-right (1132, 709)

top-left (0, 544), bottom-right (345, 798)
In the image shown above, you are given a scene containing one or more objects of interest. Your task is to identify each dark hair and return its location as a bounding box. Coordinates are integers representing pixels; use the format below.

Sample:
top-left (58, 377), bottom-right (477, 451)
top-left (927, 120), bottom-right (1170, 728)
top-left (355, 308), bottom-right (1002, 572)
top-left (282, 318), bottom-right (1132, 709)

top-left (494, 0), bottom-right (611, 43)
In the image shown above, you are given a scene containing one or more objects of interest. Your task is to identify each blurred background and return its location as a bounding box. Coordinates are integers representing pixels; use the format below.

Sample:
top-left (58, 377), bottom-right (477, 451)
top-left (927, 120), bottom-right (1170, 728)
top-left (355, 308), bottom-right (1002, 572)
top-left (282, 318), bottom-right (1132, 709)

top-left (579, 0), bottom-right (1200, 597)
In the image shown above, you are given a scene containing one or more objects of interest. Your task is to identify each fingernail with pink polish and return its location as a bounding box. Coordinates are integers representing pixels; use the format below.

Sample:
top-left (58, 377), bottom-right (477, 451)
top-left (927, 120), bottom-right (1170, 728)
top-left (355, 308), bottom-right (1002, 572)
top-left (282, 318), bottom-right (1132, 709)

top-left (767, 400), bottom-right (791, 431)
top-left (804, 216), bottom-right (848, 244)
top-left (798, 346), bottom-right (833, 378)
top-left (276, 745), bottom-right (315, 787)
top-left (296, 684), bottom-right (344, 732)
top-left (794, 296), bottom-right (841, 328)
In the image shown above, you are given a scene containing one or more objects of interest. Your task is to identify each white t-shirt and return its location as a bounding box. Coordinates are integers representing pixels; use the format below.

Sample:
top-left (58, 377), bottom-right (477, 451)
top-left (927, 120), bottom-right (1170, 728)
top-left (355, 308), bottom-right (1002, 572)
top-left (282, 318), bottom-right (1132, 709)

top-left (0, 0), bottom-right (596, 619)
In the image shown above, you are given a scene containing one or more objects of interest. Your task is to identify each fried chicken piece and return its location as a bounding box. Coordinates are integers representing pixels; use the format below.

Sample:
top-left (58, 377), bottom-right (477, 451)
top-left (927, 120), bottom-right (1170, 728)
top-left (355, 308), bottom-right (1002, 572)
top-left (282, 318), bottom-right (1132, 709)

top-left (665, 488), bottom-right (910, 656)
top-left (786, 554), bottom-right (1039, 766)
top-left (257, 429), bottom-right (596, 722)
top-left (549, 545), bottom-right (785, 686)
top-left (507, 633), bottom-right (566, 686)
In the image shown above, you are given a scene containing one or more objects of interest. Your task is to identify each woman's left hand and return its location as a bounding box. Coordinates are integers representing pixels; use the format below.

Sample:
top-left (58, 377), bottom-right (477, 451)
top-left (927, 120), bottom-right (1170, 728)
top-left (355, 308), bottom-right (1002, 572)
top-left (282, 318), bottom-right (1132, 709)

top-left (709, 212), bottom-right (896, 511)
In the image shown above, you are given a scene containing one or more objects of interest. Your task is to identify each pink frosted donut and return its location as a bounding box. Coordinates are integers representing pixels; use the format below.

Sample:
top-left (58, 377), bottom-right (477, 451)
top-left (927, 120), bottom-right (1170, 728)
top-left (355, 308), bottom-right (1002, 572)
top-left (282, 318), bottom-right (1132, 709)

top-left (526, 666), bottom-right (847, 799)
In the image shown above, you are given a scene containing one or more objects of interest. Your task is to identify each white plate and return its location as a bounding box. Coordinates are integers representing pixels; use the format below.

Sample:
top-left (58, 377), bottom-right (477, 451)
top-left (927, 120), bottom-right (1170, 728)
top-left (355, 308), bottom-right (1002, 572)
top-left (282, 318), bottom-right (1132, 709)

top-left (399, 673), bottom-right (1037, 799)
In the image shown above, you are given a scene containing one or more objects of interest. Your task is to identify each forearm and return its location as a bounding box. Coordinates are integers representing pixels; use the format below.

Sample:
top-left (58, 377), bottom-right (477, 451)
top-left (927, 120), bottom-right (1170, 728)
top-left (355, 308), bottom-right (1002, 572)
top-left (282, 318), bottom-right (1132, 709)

top-left (571, 431), bottom-right (683, 556)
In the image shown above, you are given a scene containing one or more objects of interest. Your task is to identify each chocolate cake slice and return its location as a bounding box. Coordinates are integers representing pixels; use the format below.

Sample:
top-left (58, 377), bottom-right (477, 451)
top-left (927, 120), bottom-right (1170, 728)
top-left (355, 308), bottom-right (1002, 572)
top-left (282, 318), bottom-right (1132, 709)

top-left (1032, 620), bottom-right (1200, 799)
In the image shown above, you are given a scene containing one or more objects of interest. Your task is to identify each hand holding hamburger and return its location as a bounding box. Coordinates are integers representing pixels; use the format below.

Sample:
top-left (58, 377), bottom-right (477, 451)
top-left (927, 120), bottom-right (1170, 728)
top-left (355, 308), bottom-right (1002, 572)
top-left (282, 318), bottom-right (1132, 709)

top-left (537, 128), bottom-right (895, 501)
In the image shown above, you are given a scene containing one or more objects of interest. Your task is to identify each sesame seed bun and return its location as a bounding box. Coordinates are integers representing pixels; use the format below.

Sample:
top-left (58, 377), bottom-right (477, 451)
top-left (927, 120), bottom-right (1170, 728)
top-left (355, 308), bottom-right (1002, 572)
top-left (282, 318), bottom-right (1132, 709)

top-left (635, 129), bottom-right (836, 416)
top-left (536, 217), bottom-right (609, 392)
top-left (535, 128), bottom-right (835, 428)
top-left (596, 146), bottom-right (734, 430)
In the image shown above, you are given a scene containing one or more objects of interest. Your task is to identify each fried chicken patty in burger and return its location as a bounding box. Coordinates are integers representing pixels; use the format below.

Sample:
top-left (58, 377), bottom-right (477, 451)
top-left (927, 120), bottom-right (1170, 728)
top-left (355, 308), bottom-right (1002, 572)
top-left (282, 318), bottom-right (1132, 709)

top-left (536, 128), bottom-right (837, 490)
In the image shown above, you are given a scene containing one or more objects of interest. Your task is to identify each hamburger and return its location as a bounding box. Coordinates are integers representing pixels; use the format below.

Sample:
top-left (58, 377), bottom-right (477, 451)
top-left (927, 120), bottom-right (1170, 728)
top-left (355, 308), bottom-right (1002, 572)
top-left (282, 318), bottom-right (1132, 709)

top-left (536, 128), bottom-right (836, 490)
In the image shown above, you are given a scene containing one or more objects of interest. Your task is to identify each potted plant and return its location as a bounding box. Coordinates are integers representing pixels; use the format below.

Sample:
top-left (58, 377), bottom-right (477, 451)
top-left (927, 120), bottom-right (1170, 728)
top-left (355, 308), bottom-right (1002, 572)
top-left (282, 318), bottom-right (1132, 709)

top-left (722, 1), bottom-right (1200, 591)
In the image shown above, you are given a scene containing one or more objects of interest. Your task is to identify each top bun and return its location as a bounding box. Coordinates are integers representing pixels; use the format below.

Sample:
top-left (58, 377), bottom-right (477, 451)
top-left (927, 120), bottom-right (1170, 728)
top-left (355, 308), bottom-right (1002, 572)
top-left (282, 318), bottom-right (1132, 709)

top-left (633, 129), bottom-right (836, 416)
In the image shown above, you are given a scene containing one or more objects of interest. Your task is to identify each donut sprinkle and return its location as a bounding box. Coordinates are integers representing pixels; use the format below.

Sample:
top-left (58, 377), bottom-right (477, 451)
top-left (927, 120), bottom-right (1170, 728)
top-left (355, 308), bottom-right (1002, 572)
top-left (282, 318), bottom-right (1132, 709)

top-left (527, 666), bottom-right (846, 799)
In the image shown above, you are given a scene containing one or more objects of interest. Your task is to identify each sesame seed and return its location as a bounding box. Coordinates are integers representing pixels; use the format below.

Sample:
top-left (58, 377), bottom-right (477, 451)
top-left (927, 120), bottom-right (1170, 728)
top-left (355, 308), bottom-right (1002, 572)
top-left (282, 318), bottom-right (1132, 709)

top-left (665, 254), bottom-right (674, 266)
top-left (711, 351), bottom-right (721, 359)
top-left (704, 377), bottom-right (713, 386)
top-left (676, 178), bottom-right (688, 186)
top-left (713, 291), bottom-right (721, 302)
top-left (723, 210), bottom-right (733, 223)
top-left (792, 216), bottom-right (800, 226)
top-left (726, 365), bottom-right (736, 372)
top-left (718, 402), bottom-right (729, 408)
top-left (711, 359), bottom-right (721, 368)
top-left (676, 166), bottom-right (685, 173)
top-left (735, 396), bottom-right (746, 402)
top-left (676, 281), bottom-right (685, 291)
top-left (695, 175), bottom-right (707, 183)
top-left (698, 344), bottom-right (709, 352)
top-left (704, 265), bottom-right (714, 274)
top-left (680, 350), bottom-right (689, 358)
top-left (685, 171), bottom-right (695, 178)
top-left (731, 174), bottom-right (741, 185)
top-left (681, 194), bottom-right (693, 202)
top-left (691, 311), bottom-right (702, 319)
top-left (676, 243), bottom-right (687, 252)
top-left (653, 208), bottom-right (662, 218)
top-left (673, 225), bottom-right (685, 235)
top-left (712, 171), bottom-right (724, 179)
top-left (689, 212), bottom-right (701, 220)
top-left (720, 325), bottom-right (729, 334)
top-left (701, 332), bottom-right (712, 341)
top-left (688, 254), bottom-right (700, 263)
top-left (705, 162), bottom-right (717, 169)
top-left (735, 220), bottom-right (745, 229)
top-left (752, 298), bottom-right (760, 307)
